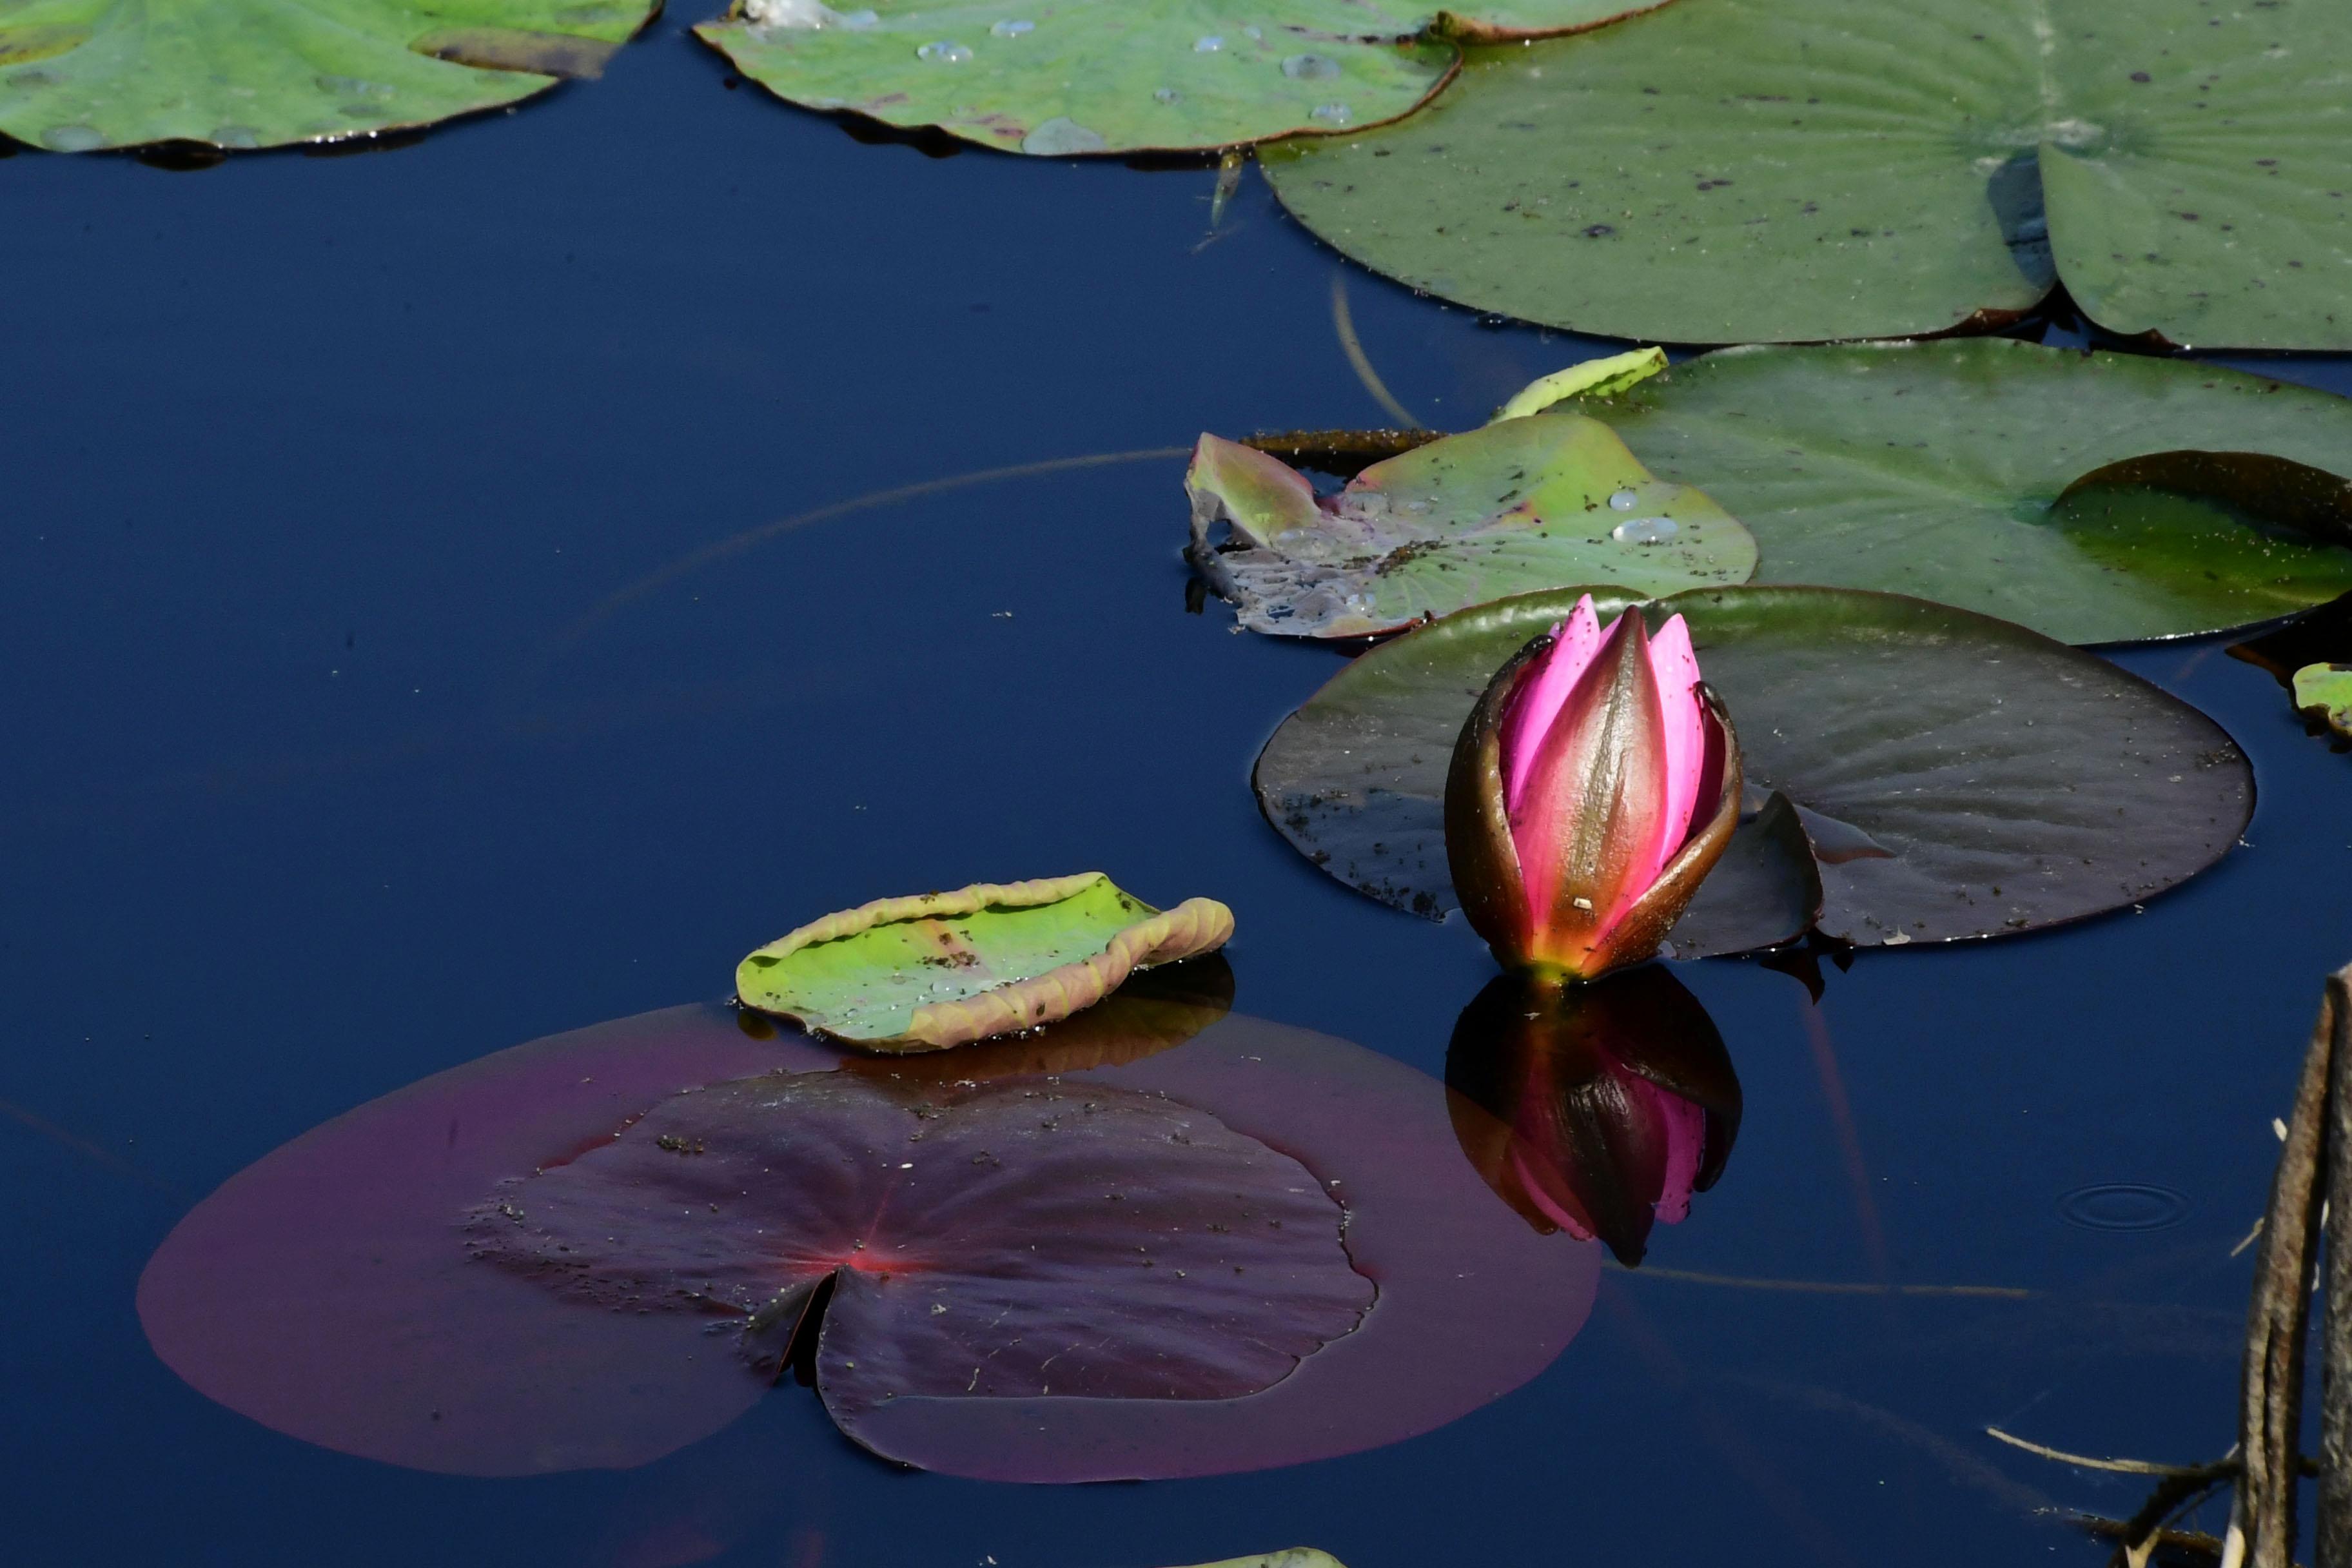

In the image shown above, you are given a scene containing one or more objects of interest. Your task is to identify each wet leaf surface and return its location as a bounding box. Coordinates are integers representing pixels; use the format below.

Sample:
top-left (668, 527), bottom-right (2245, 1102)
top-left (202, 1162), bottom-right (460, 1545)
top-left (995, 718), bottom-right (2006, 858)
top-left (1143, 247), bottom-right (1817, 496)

top-left (698, 0), bottom-right (1668, 157)
top-left (0, 0), bottom-right (656, 153)
top-left (1262, 0), bottom-right (2352, 348)
top-left (138, 1001), bottom-right (1596, 1481)
top-left (1446, 967), bottom-right (1738, 1266)
top-left (1578, 342), bottom-right (2352, 645)
top-left (1185, 415), bottom-right (1756, 638)
top-left (1253, 585), bottom-right (2253, 946)
top-left (736, 873), bottom-right (1233, 1050)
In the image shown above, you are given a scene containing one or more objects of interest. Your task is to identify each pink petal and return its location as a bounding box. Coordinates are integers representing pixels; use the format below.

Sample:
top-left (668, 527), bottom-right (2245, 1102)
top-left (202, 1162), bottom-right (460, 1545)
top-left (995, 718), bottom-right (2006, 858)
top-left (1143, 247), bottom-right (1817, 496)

top-left (1643, 1080), bottom-right (1708, 1226)
top-left (1644, 613), bottom-right (1708, 874)
top-left (1500, 594), bottom-right (1602, 815)
top-left (1506, 1142), bottom-right (1597, 1242)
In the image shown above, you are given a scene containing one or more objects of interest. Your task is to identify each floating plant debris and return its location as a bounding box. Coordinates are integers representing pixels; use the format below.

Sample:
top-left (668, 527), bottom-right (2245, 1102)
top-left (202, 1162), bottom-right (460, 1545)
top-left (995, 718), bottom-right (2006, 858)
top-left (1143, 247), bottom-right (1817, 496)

top-left (2292, 665), bottom-right (2352, 744)
top-left (1446, 967), bottom-right (1739, 1266)
top-left (697, 0), bottom-right (1671, 158)
top-left (0, 0), bottom-right (658, 153)
top-left (1186, 415), bottom-right (1754, 639)
top-left (139, 1002), bottom-right (1597, 1481)
top-left (736, 872), bottom-right (1234, 1051)
top-left (1253, 585), bottom-right (2253, 947)
top-left (1264, 0), bottom-right (2352, 349)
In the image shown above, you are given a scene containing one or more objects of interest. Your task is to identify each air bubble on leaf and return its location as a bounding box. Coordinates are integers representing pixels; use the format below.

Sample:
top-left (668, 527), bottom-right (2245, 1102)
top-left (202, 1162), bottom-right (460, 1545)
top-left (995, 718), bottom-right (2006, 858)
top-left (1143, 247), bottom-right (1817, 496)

top-left (1611, 517), bottom-right (1680, 545)
top-left (989, 19), bottom-right (1034, 37)
top-left (1282, 54), bottom-right (1341, 81)
top-left (1607, 488), bottom-right (1641, 511)
top-left (916, 40), bottom-right (972, 62)
top-left (1308, 103), bottom-right (1351, 125)
top-left (1193, 35), bottom-right (1223, 52)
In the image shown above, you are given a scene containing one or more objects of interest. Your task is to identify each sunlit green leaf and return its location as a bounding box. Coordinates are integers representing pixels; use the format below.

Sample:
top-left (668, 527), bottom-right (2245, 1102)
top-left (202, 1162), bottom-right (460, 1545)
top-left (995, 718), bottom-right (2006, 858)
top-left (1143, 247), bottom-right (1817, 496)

top-left (1264, 0), bottom-right (2352, 349)
top-left (0, 0), bottom-right (656, 153)
top-left (697, 0), bottom-right (1667, 157)
top-left (2293, 664), bottom-right (2352, 742)
top-left (736, 873), bottom-right (1235, 1051)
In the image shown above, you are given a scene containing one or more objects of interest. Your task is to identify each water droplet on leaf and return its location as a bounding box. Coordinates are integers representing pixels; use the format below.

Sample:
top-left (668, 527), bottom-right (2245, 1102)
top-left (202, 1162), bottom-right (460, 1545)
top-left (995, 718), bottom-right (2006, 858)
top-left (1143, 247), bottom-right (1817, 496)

top-left (1611, 516), bottom-right (1680, 545)
top-left (1608, 487), bottom-right (1641, 511)
top-left (1283, 54), bottom-right (1340, 81)
top-left (916, 40), bottom-right (972, 62)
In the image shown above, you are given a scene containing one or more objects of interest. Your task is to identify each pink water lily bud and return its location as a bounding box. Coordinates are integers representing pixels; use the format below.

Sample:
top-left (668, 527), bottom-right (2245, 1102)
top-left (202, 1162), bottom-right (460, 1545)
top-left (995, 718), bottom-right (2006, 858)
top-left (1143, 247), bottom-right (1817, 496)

top-left (1445, 595), bottom-right (1743, 979)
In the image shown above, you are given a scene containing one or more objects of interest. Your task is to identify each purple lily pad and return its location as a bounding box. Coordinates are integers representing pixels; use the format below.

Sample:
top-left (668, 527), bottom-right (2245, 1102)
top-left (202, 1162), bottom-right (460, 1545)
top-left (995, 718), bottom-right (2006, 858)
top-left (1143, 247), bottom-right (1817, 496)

top-left (139, 994), bottom-right (1596, 1482)
top-left (467, 1072), bottom-right (1375, 1407)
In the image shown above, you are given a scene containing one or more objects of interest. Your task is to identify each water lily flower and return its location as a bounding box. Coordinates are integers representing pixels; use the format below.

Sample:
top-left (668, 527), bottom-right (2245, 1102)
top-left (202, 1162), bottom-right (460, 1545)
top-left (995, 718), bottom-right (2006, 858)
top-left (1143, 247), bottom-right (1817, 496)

top-left (1445, 594), bottom-right (1742, 979)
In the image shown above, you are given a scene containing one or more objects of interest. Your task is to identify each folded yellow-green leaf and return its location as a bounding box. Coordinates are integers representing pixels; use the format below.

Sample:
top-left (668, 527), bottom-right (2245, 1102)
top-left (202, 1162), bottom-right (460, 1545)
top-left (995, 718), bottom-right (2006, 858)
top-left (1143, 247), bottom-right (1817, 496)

top-left (738, 873), bottom-right (1234, 1052)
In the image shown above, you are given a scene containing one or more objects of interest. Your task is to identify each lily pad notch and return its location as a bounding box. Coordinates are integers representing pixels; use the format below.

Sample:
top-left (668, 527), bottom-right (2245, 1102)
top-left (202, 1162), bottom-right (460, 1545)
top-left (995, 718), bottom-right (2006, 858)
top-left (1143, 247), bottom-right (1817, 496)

top-left (738, 873), bottom-right (1235, 1050)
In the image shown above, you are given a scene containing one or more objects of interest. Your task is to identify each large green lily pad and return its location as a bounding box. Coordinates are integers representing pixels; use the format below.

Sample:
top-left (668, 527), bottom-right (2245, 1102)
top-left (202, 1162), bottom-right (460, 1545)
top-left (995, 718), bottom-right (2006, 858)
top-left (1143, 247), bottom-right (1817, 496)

top-left (696, 0), bottom-right (1665, 157)
top-left (0, 0), bottom-right (656, 153)
top-left (1186, 413), bottom-right (1755, 638)
top-left (1262, 0), bottom-right (2352, 349)
top-left (1254, 585), bottom-right (2253, 948)
top-left (736, 873), bottom-right (1235, 1051)
top-left (1571, 341), bottom-right (2352, 645)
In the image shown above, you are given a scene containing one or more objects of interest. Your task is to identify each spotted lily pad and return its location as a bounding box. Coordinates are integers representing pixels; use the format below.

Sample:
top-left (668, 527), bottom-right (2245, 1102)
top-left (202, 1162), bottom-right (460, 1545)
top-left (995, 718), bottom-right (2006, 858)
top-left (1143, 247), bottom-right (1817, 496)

top-left (736, 873), bottom-right (1235, 1051)
top-left (1184, 414), bottom-right (1756, 638)
top-left (2293, 665), bottom-right (2352, 741)
top-left (0, 0), bottom-right (656, 153)
top-left (1569, 341), bottom-right (2352, 645)
top-left (1264, 0), bottom-right (2352, 349)
top-left (695, 0), bottom-right (1668, 158)
top-left (139, 1001), bottom-right (1597, 1479)
top-left (1254, 585), bottom-right (2253, 947)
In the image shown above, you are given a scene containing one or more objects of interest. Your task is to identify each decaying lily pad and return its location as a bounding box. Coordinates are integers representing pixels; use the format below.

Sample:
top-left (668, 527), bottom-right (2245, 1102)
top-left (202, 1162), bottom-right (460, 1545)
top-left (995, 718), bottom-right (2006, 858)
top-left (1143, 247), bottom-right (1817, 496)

top-left (1185, 414), bottom-right (1756, 638)
top-left (736, 873), bottom-right (1234, 1050)
top-left (696, 0), bottom-right (1669, 158)
top-left (1571, 342), bottom-right (2352, 645)
top-left (1161, 1555), bottom-right (1347, 1568)
top-left (1446, 967), bottom-right (1738, 1266)
top-left (1253, 585), bottom-right (2253, 947)
top-left (1263, 0), bottom-right (2352, 348)
top-left (2293, 665), bottom-right (2352, 743)
top-left (0, 0), bottom-right (657, 153)
top-left (139, 1000), bottom-right (1597, 1480)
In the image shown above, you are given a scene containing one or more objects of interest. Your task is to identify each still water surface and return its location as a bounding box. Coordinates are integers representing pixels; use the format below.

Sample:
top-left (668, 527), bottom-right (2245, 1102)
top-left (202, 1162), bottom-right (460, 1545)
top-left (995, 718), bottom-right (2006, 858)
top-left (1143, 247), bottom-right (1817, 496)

top-left (6, 19), bottom-right (2352, 1567)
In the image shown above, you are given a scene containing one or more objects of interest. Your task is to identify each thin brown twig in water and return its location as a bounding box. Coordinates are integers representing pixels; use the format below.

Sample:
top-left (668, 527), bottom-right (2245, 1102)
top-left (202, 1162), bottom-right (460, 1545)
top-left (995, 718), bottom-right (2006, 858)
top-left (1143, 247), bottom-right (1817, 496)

top-left (506, 446), bottom-right (1190, 699)
top-left (1328, 271), bottom-right (1424, 431)
top-left (2233, 972), bottom-right (2339, 1568)
top-left (1611, 1262), bottom-right (2032, 1298)
top-left (1986, 1427), bottom-right (2221, 1477)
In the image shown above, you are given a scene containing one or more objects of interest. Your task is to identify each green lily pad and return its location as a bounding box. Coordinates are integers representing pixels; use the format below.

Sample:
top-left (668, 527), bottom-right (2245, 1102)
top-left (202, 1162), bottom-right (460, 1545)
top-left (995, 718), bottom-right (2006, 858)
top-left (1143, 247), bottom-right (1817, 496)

top-left (0, 0), bottom-right (656, 153)
top-left (2293, 665), bottom-right (2352, 741)
top-left (1571, 341), bottom-right (2352, 645)
top-left (1253, 585), bottom-right (2252, 948)
top-left (1262, 0), bottom-right (2352, 348)
top-left (736, 873), bottom-right (1235, 1051)
top-left (1185, 413), bottom-right (1756, 638)
top-left (695, 0), bottom-right (1665, 157)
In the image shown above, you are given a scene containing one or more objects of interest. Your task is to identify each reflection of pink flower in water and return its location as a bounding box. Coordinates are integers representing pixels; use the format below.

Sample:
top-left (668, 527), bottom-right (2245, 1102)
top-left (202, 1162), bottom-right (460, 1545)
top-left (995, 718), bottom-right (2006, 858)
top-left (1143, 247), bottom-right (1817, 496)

top-left (1447, 594), bottom-right (1742, 979)
top-left (1447, 969), bottom-right (1740, 1268)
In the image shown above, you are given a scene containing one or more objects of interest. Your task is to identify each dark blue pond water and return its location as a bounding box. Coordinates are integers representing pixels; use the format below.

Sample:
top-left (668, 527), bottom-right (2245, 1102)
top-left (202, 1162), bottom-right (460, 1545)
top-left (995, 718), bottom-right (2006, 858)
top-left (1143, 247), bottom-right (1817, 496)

top-left (6, 19), bottom-right (2351, 1567)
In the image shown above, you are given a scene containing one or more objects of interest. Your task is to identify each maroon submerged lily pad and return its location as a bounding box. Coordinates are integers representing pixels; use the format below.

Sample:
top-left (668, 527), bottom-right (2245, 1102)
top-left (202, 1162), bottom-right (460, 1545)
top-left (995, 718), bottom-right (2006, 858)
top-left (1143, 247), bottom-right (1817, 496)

top-left (139, 986), bottom-right (1596, 1482)
top-left (466, 1071), bottom-right (1377, 1407)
